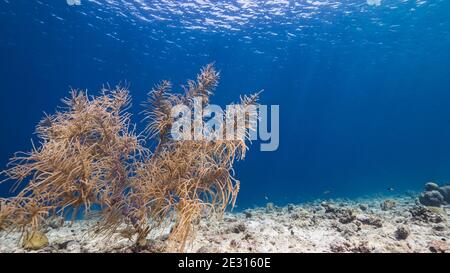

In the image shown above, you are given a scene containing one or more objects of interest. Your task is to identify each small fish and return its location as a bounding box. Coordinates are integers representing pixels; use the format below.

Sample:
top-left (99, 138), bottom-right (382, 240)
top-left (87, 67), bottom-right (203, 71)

top-left (323, 190), bottom-right (331, 195)
top-left (387, 187), bottom-right (395, 191)
top-left (264, 196), bottom-right (269, 201)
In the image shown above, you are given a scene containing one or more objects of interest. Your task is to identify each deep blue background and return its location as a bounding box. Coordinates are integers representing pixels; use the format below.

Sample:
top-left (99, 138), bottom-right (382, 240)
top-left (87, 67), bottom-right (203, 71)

top-left (1, 0), bottom-right (450, 208)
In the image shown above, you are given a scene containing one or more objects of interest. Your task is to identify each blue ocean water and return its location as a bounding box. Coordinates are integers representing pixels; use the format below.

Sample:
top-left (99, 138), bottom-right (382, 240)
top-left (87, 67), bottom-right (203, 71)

top-left (0, 0), bottom-right (449, 209)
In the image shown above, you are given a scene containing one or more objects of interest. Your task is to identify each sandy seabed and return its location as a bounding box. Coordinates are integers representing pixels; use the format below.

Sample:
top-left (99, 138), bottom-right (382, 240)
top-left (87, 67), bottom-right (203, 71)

top-left (1, 195), bottom-right (449, 253)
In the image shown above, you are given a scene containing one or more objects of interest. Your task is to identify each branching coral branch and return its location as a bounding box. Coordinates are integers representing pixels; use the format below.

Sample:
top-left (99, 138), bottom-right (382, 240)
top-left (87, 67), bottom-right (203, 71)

top-left (0, 64), bottom-right (259, 252)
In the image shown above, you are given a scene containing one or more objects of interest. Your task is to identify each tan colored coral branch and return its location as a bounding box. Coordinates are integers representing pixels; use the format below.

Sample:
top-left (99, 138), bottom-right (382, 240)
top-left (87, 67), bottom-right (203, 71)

top-left (0, 64), bottom-right (259, 252)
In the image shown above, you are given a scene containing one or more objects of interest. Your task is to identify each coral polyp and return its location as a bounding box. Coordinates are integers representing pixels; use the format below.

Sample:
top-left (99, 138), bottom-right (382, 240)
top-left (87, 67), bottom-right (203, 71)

top-left (0, 64), bottom-right (259, 252)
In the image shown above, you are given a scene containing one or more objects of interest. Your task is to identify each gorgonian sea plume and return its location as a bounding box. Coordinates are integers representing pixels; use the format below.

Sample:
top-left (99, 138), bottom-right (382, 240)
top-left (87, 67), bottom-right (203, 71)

top-left (0, 64), bottom-right (259, 252)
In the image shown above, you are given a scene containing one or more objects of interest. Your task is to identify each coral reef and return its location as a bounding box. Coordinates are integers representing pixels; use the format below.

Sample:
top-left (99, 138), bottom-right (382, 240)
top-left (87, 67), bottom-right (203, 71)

top-left (419, 182), bottom-right (450, 207)
top-left (0, 64), bottom-right (259, 252)
top-left (2, 195), bottom-right (448, 253)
